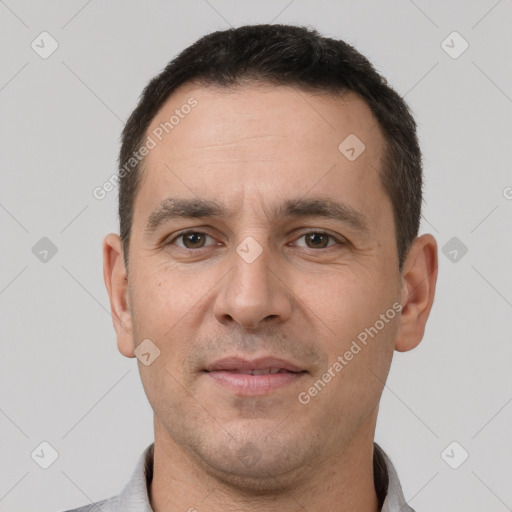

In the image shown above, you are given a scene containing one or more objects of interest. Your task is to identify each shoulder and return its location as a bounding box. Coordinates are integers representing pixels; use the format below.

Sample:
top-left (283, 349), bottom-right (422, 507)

top-left (59, 496), bottom-right (116, 512)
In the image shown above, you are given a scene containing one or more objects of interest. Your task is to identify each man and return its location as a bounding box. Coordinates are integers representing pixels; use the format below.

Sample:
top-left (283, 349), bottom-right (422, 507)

top-left (65, 23), bottom-right (437, 512)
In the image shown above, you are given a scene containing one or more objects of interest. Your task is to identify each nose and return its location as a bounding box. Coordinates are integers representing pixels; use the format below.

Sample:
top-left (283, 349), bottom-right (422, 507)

top-left (213, 241), bottom-right (293, 330)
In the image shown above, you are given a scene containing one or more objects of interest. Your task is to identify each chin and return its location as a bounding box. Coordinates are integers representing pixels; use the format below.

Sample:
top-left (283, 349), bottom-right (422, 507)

top-left (189, 430), bottom-right (315, 493)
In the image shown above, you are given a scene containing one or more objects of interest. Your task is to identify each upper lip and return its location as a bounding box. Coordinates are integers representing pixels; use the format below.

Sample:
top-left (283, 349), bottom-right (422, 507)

top-left (205, 356), bottom-right (306, 373)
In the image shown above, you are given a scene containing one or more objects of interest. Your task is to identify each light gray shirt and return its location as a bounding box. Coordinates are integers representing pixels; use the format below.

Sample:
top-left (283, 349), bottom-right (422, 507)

top-left (62, 442), bottom-right (414, 512)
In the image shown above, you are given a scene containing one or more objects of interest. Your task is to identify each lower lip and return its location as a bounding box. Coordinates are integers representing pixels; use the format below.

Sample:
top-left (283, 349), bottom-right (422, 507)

top-left (206, 370), bottom-right (306, 395)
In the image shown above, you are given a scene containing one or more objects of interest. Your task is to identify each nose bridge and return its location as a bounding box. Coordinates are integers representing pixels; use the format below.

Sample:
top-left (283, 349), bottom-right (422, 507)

top-left (214, 234), bottom-right (292, 329)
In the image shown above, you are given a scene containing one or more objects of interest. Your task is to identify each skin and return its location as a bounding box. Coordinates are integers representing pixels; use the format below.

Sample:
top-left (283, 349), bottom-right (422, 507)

top-left (103, 82), bottom-right (438, 512)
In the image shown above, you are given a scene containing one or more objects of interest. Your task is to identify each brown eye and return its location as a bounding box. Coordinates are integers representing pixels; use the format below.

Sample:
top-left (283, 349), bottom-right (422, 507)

top-left (294, 231), bottom-right (340, 249)
top-left (182, 232), bottom-right (206, 248)
top-left (170, 231), bottom-right (215, 249)
top-left (304, 232), bottom-right (330, 248)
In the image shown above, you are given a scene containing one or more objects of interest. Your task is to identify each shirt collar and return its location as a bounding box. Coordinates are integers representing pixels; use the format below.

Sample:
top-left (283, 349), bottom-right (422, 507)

top-left (114, 442), bottom-right (414, 512)
top-left (375, 443), bottom-right (415, 512)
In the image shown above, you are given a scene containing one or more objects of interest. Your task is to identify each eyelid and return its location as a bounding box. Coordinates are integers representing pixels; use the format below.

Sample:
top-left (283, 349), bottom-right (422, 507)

top-left (166, 229), bottom-right (218, 248)
top-left (291, 229), bottom-right (346, 247)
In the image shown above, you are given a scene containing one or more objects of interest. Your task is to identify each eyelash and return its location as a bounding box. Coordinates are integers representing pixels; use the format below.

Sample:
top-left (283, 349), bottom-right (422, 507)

top-left (166, 230), bottom-right (345, 250)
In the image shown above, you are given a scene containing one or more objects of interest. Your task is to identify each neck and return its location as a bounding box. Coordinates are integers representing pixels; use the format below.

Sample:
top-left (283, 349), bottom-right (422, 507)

top-left (149, 411), bottom-right (381, 512)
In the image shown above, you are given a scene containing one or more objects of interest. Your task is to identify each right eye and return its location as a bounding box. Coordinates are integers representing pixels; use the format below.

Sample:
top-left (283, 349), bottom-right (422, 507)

top-left (167, 231), bottom-right (218, 250)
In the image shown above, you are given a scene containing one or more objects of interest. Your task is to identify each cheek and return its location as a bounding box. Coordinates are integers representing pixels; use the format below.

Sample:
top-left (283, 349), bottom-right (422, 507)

top-left (132, 262), bottom-right (200, 319)
top-left (127, 269), bottom-right (194, 372)
top-left (308, 269), bottom-right (395, 338)
top-left (307, 269), bottom-right (400, 391)
top-left (316, 305), bottom-right (398, 411)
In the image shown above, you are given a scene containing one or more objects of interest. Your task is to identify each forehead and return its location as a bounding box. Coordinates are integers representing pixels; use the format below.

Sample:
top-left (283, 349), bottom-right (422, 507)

top-left (146, 82), bottom-right (383, 157)
top-left (136, 82), bottom-right (389, 227)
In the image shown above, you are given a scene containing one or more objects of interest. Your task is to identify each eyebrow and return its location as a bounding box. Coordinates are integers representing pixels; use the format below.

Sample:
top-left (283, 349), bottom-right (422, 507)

top-left (143, 196), bottom-right (371, 237)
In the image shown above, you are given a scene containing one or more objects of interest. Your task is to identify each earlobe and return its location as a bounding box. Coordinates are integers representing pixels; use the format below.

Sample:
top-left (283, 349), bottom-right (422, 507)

top-left (395, 234), bottom-right (438, 352)
top-left (103, 233), bottom-right (135, 358)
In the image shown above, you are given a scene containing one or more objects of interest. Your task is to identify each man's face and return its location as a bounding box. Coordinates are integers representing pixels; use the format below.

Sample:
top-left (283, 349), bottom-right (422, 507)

top-left (120, 83), bottom-right (403, 486)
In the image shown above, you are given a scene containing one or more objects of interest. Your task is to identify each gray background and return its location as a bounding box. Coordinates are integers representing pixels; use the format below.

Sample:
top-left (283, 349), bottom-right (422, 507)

top-left (0, 1), bottom-right (511, 511)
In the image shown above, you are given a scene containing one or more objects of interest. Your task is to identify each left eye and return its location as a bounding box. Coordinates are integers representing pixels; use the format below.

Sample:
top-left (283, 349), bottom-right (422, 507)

top-left (167, 231), bottom-right (341, 250)
top-left (292, 231), bottom-right (340, 249)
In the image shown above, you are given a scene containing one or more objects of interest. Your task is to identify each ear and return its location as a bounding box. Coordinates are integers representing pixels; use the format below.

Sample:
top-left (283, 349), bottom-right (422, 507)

top-left (103, 233), bottom-right (135, 358)
top-left (395, 234), bottom-right (438, 352)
